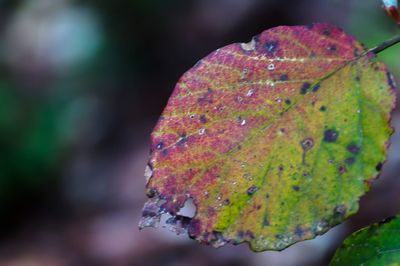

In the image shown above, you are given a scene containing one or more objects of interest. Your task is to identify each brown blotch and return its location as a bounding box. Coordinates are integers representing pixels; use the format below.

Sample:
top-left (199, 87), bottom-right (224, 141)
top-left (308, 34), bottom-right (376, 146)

top-left (280, 74), bottom-right (289, 81)
top-left (295, 225), bottom-right (305, 238)
top-left (376, 162), bottom-right (383, 171)
top-left (324, 129), bottom-right (339, 142)
top-left (264, 41), bottom-right (279, 55)
top-left (345, 157), bottom-right (355, 165)
top-left (338, 164), bottom-right (347, 174)
top-left (301, 138), bottom-right (314, 151)
top-left (247, 185), bottom-right (258, 195)
top-left (301, 138), bottom-right (314, 165)
top-left (334, 204), bottom-right (347, 216)
top-left (347, 144), bottom-right (360, 154)
top-left (199, 115), bottom-right (207, 124)
top-left (300, 82), bottom-right (311, 94)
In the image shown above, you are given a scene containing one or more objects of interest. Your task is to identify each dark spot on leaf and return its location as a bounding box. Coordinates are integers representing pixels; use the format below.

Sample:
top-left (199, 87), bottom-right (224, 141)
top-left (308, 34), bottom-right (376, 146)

top-left (263, 216), bottom-right (270, 226)
top-left (334, 205), bottom-right (347, 216)
top-left (280, 74), bottom-right (289, 81)
top-left (319, 106), bottom-right (327, 112)
top-left (146, 188), bottom-right (157, 198)
top-left (345, 157), bottom-right (355, 165)
top-left (355, 76), bottom-right (361, 82)
top-left (301, 138), bottom-right (314, 151)
top-left (199, 115), bottom-right (207, 124)
top-left (324, 129), bottom-right (339, 142)
top-left (222, 199), bottom-right (230, 206)
top-left (338, 164), bottom-right (347, 174)
top-left (354, 48), bottom-right (360, 57)
top-left (327, 45), bottom-right (337, 52)
top-left (300, 82), bottom-right (311, 94)
top-left (207, 207), bottom-right (215, 216)
top-left (178, 134), bottom-right (188, 146)
top-left (376, 162), bottom-right (383, 171)
top-left (266, 194), bottom-right (270, 199)
top-left (156, 142), bottom-right (164, 150)
top-left (322, 29), bottom-right (331, 36)
top-left (293, 185), bottom-right (300, 191)
top-left (265, 41), bottom-right (279, 55)
top-left (280, 128), bottom-right (286, 133)
top-left (188, 219), bottom-right (202, 238)
top-left (312, 84), bottom-right (320, 92)
top-left (161, 148), bottom-right (169, 156)
top-left (303, 171), bottom-right (310, 177)
top-left (295, 225), bottom-right (305, 238)
top-left (285, 99), bottom-right (291, 105)
top-left (197, 88), bottom-right (214, 105)
top-left (247, 185), bottom-right (258, 196)
top-left (347, 144), bottom-right (360, 154)
top-left (245, 231), bottom-right (255, 239)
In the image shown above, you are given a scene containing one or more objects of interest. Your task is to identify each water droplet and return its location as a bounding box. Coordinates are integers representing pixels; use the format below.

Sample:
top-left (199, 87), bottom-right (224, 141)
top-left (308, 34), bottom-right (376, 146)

top-left (241, 120), bottom-right (246, 126)
top-left (356, 109), bottom-right (361, 114)
top-left (268, 63), bottom-right (275, 71)
top-left (144, 164), bottom-right (153, 182)
top-left (237, 96), bottom-right (243, 102)
top-left (242, 68), bottom-right (249, 75)
top-left (217, 196), bottom-right (222, 201)
top-left (199, 128), bottom-right (206, 135)
top-left (189, 114), bottom-right (196, 119)
top-left (247, 89), bottom-right (254, 97)
top-left (275, 97), bottom-right (282, 103)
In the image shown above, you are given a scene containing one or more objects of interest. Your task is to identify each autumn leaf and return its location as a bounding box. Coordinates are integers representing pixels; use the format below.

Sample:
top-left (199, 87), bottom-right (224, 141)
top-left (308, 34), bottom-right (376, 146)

top-left (330, 216), bottom-right (400, 265)
top-left (139, 23), bottom-right (396, 251)
top-left (383, 0), bottom-right (400, 24)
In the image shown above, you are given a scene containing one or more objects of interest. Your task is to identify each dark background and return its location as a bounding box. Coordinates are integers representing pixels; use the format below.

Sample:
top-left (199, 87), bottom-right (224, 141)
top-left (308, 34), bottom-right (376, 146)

top-left (0, 1), bottom-right (399, 265)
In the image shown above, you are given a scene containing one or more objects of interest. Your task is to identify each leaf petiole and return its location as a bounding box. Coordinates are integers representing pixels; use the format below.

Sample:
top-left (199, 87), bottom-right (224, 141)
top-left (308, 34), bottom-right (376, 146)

top-left (370, 34), bottom-right (400, 54)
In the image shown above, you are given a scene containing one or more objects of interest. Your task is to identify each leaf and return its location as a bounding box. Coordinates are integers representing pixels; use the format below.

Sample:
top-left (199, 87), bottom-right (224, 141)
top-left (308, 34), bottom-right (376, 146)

top-left (330, 216), bottom-right (400, 265)
top-left (139, 23), bottom-right (396, 251)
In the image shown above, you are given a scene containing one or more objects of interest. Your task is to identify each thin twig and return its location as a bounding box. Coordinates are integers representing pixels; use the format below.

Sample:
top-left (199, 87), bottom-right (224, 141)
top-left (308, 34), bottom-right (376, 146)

top-left (369, 34), bottom-right (400, 54)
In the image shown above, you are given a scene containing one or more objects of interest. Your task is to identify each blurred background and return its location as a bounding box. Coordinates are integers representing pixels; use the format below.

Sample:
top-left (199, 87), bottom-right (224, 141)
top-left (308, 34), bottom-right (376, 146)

top-left (0, 0), bottom-right (399, 265)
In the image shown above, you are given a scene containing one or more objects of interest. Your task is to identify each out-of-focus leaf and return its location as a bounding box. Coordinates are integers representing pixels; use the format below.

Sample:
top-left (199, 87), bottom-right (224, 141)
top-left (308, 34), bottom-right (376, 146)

top-left (382, 0), bottom-right (400, 24)
top-left (331, 216), bottom-right (400, 265)
top-left (139, 23), bottom-right (396, 251)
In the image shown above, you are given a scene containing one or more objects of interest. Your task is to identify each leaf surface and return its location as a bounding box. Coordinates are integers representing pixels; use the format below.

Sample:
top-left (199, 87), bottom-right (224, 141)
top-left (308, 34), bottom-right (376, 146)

top-left (331, 216), bottom-right (400, 265)
top-left (139, 23), bottom-right (396, 251)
